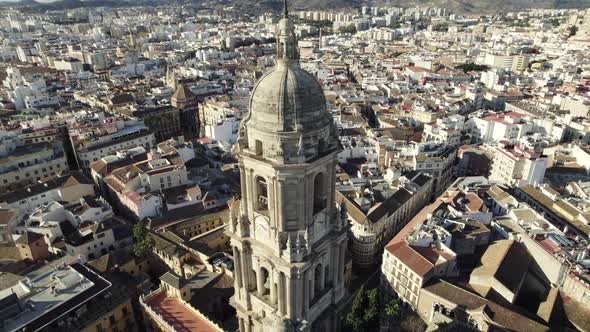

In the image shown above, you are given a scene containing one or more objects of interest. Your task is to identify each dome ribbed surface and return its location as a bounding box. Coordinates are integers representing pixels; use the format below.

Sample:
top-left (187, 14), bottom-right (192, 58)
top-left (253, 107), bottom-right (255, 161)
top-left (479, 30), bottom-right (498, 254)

top-left (247, 63), bottom-right (330, 133)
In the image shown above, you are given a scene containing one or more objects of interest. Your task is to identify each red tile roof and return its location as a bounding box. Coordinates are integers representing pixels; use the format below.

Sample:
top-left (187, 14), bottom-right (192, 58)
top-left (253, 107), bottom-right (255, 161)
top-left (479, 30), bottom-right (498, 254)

top-left (388, 241), bottom-right (433, 277)
top-left (145, 291), bottom-right (221, 332)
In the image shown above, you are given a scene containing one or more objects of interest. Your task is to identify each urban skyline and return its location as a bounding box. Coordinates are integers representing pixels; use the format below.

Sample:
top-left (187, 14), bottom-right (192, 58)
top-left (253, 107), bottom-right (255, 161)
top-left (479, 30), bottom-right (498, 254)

top-left (0, 1), bottom-right (589, 332)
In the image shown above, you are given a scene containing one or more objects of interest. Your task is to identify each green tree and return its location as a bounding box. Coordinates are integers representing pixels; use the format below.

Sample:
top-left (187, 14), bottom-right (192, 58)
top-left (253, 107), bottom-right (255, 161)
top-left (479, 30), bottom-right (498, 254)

top-left (345, 286), bottom-right (367, 332)
top-left (384, 297), bottom-right (402, 331)
top-left (364, 288), bottom-right (379, 330)
top-left (344, 287), bottom-right (381, 332)
top-left (338, 24), bottom-right (357, 34)
top-left (456, 62), bottom-right (490, 73)
top-left (385, 298), bottom-right (401, 321)
top-left (133, 221), bottom-right (155, 257)
top-left (569, 25), bottom-right (578, 37)
top-left (389, 22), bottom-right (401, 29)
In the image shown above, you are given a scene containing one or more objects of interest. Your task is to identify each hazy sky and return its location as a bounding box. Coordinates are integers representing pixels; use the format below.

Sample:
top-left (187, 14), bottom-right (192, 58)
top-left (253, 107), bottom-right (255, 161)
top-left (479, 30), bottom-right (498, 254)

top-left (0, 0), bottom-right (58, 2)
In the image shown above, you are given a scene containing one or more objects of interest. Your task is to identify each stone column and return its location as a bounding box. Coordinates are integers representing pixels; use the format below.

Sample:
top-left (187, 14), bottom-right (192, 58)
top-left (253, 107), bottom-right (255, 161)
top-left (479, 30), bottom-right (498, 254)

top-left (278, 272), bottom-right (286, 316)
top-left (287, 276), bottom-right (295, 318)
top-left (332, 245), bottom-right (340, 286)
top-left (246, 169), bottom-right (254, 215)
top-left (319, 264), bottom-right (325, 291)
top-left (336, 245), bottom-right (342, 283)
top-left (257, 267), bottom-right (265, 296)
top-left (309, 268), bottom-right (315, 302)
top-left (330, 160), bottom-right (337, 213)
top-left (239, 166), bottom-right (248, 212)
top-left (339, 243), bottom-right (346, 283)
top-left (239, 317), bottom-right (245, 332)
top-left (268, 176), bottom-right (275, 225)
top-left (240, 248), bottom-right (252, 309)
top-left (277, 180), bottom-right (285, 231)
top-left (303, 269), bottom-right (309, 317)
top-left (307, 176), bottom-right (313, 222)
top-left (233, 247), bottom-right (242, 288)
top-left (270, 270), bottom-right (277, 305)
top-left (245, 317), bottom-right (252, 332)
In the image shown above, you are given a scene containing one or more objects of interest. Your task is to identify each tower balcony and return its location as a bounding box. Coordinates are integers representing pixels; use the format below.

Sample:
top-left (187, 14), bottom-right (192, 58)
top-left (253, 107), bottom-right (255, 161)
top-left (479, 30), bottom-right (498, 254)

top-left (256, 195), bottom-right (269, 216)
top-left (313, 197), bottom-right (327, 215)
top-left (249, 289), bottom-right (278, 316)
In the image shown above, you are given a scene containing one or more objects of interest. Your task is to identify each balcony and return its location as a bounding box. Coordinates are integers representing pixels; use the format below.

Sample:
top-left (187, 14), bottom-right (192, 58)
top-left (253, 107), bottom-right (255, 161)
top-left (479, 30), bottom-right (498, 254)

top-left (255, 195), bottom-right (269, 216)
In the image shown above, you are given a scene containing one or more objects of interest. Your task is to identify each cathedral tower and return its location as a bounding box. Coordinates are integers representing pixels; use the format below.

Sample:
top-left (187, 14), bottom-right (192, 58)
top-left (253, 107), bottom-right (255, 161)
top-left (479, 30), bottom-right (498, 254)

top-left (227, 1), bottom-right (349, 331)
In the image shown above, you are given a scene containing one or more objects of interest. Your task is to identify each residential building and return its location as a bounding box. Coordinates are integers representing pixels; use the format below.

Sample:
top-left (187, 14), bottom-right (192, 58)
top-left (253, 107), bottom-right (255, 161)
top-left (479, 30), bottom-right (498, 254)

top-left (104, 152), bottom-right (189, 221)
top-left (489, 144), bottom-right (547, 186)
top-left (0, 172), bottom-right (96, 213)
top-left (0, 263), bottom-right (138, 332)
top-left (69, 116), bottom-right (156, 172)
top-left (337, 171), bottom-right (433, 267)
top-left (0, 135), bottom-right (69, 189)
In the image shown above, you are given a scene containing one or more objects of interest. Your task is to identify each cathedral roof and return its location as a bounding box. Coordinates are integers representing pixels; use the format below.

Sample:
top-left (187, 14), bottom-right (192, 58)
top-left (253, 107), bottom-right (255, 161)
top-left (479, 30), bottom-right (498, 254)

top-left (247, 62), bottom-right (330, 133)
top-left (237, 0), bottom-right (339, 164)
top-left (244, 0), bottom-right (332, 134)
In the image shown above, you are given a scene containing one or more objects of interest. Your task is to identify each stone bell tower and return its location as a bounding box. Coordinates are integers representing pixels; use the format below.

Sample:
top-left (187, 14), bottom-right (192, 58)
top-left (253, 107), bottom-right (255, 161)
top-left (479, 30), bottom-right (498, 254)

top-left (227, 1), bottom-right (349, 331)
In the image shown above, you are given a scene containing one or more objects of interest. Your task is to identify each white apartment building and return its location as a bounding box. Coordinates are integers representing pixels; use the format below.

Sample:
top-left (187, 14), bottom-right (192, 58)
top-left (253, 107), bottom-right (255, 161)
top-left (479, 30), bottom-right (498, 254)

top-left (411, 144), bottom-right (456, 198)
top-left (3, 67), bottom-right (48, 111)
top-left (14, 197), bottom-right (112, 253)
top-left (198, 99), bottom-right (243, 145)
top-left (0, 172), bottom-right (96, 213)
top-left (482, 53), bottom-right (530, 72)
top-left (0, 136), bottom-right (69, 188)
top-left (422, 115), bottom-right (465, 147)
top-left (465, 111), bottom-right (534, 144)
top-left (53, 58), bottom-right (84, 72)
top-left (489, 145), bottom-right (547, 186)
top-left (72, 125), bottom-right (156, 171)
top-left (385, 142), bottom-right (456, 198)
top-left (338, 136), bottom-right (380, 164)
top-left (104, 153), bottom-right (189, 221)
top-left (64, 218), bottom-right (133, 261)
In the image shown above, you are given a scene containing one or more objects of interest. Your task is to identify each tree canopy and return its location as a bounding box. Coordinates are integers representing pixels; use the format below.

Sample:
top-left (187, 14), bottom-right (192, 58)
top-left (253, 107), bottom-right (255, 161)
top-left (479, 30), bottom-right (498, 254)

top-left (569, 25), bottom-right (579, 38)
top-left (456, 62), bottom-right (490, 73)
top-left (385, 298), bottom-right (401, 321)
top-left (338, 24), bottom-right (357, 34)
top-left (133, 220), bottom-right (155, 257)
top-left (344, 286), bottom-right (380, 332)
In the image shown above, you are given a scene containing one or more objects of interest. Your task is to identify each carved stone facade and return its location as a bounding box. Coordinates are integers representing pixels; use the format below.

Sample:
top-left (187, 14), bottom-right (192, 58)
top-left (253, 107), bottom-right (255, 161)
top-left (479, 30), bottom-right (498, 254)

top-left (226, 3), bottom-right (349, 331)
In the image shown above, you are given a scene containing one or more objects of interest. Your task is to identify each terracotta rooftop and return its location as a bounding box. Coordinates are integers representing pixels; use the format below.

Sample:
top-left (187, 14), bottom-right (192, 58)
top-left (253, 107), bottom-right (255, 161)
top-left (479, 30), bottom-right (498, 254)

top-left (387, 241), bottom-right (434, 277)
top-left (144, 291), bottom-right (221, 332)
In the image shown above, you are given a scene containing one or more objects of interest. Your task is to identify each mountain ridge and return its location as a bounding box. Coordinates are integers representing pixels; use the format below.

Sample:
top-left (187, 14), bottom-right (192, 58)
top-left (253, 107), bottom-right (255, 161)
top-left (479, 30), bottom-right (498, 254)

top-left (2, 0), bottom-right (589, 14)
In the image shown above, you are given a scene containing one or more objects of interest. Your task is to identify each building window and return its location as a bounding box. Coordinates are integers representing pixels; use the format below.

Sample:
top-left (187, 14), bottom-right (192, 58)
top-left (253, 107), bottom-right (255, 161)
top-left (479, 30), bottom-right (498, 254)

top-left (255, 176), bottom-right (268, 212)
top-left (313, 173), bottom-right (327, 214)
top-left (255, 140), bottom-right (263, 156)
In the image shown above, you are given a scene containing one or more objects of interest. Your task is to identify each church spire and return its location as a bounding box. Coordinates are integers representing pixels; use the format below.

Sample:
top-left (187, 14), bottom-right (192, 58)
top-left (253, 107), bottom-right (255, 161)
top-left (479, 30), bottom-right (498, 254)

top-left (276, 0), bottom-right (298, 62)
top-left (283, 0), bottom-right (288, 18)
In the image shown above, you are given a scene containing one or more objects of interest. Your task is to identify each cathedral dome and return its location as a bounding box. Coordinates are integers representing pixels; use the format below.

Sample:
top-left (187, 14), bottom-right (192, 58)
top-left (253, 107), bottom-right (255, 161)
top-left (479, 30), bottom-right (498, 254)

top-left (236, 0), bottom-right (339, 164)
top-left (247, 62), bottom-right (331, 133)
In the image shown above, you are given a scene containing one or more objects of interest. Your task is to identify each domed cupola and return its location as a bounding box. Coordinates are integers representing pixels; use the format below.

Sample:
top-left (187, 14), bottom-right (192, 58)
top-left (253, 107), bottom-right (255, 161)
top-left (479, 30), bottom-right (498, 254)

top-left (237, 0), bottom-right (339, 164)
